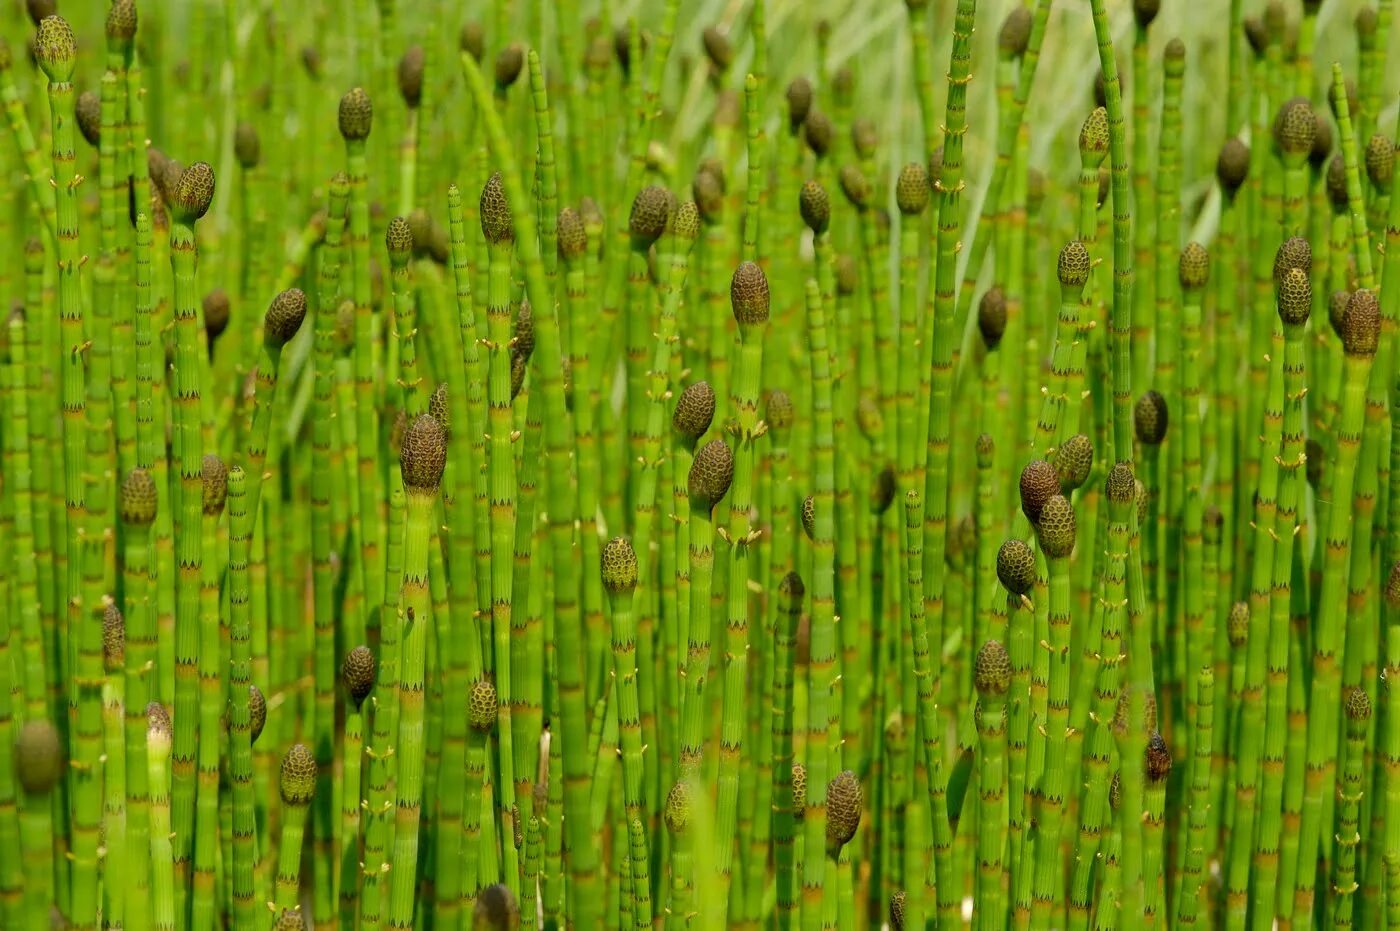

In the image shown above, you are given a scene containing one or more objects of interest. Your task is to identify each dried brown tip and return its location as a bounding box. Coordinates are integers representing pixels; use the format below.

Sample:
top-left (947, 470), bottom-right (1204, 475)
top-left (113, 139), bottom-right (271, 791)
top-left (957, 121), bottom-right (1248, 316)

top-left (1145, 732), bottom-right (1172, 782)
top-left (601, 537), bottom-right (639, 593)
top-left (15, 719), bottom-right (62, 794)
top-left (1036, 494), bottom-right (1077, 559)
top-left (1276, 266), bottom-right (1311, 327)
top-left (1134, 390), bottom-right (1168, 446)
top-left (975, 640), bottom-right (1012, 697)
top-left (172, 162), bottom-right (216, 225)
top-left (342, 645), bottom-right (377, 709)
top-left (1342, 289), bottom-right (1381, 356)
top-left (731, 261), bottom-right (770, 325)
top-left (234, 122), bottom-right (260, 170)
top-left (804, 109), bottom-right (833, 158)
top-left (1054, 434), bottom-right (1094, 493)
top-left (120, 467), bottom-right (159, 526)
top-left (398, 46), bottom-right (425, 109)
top-left (673, 381), bottom-right (716, 441)
top-left (1019, 459), bottom-right (1060, 523)
top-left (1274, 97), bottom-right (1316, 159)
top-left (460, 21), bottom-right (485, 62)
top-left (105, 0), bottom-right (138, 46)
top-left (1178, 242), bottom-right (1210, 291)
top-left (264, 288), bottom-right (307, 349)
top-left (249, 685), bottom-right (267, 744)
top-left (629, 185), bottom-right (674, 248)
top-left (494, 43), bottom-right (524, 89)
top-left (480, 172), bottom-right (514, 245)
top-left (279, 743), bottom-right (317, 805)
top-left (557, 207), bottom-right (587, 262)
top-left (838, 164), bottom-right (872, 209)
top-left (688, 439), bottom-right (735, 510)
top-left (702, 25), bottom-right (733, 72)
top-left (76, 91), bottom-right (101, 147)
top-left (1357, 5), bottom-right (1380, 45)
top-left (473, 883), bottom-right (520, 930)
top-left (338, 87), bottom-right (373, 142)
top-left (825, 770), bottom-right (862, 854)
top-left (1163, 37), bottom-right (1186, 76)
top-left (664, 780), bottom-right (691, 833)
top-left (1366, 133), bottom-right (1395, 190)
top-left (202, 454), bottom-right (228, 516)
top-left (799, 179), bottom-right (831, 235)
top-left (896, 162), bottom-right (930, 215)
top-left (787, 77), bottom-right (813, 130)
top-left (1216, 138), bottom-right (1250, 198)
top-left (999, 6), bottom-right (1033, 56)
top-left (801, 495), bottom-right (816, 541)
top-left (1058, 241), bottom-right (1091, 290)
top-left (978, 287), bottom-right (1007, 351)
top-left (996, 539), bottom-right (1036, 596)
top-left (103, 601), bottom-right (125, 671)
top-left (400, 413), bottom-right (448, 491)
top-left (1133, 0), bottom-right (1160, 28)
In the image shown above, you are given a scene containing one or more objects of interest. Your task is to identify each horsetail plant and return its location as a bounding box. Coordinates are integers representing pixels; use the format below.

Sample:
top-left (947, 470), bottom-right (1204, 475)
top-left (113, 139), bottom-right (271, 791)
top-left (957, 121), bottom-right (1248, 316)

top-left (274, 744), bottom-right (317, 914)
top-left (390, 413), bottom-right (447, 929)
top-left (5, 4), bottom-right (1400, 929)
